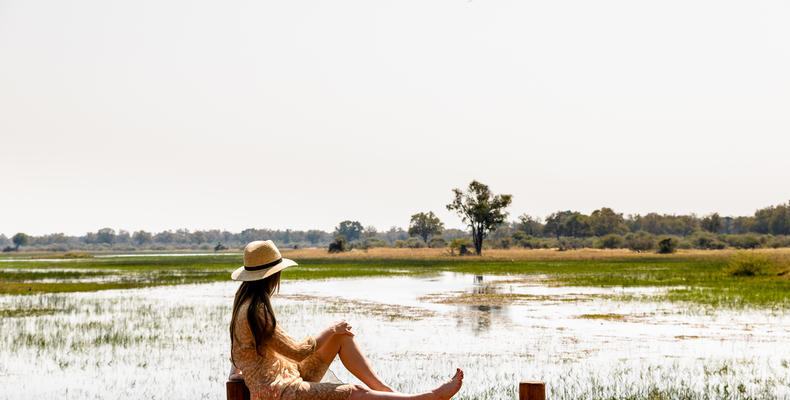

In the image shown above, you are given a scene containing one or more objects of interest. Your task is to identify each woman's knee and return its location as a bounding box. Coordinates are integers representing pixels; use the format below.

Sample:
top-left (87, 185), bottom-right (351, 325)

top-left (340, 332), bottom-right (361, 347)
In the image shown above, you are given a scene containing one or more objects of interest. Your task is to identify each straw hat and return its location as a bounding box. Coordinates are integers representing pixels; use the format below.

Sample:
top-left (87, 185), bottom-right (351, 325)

top-left (231, 240), bottom-right (297, 281)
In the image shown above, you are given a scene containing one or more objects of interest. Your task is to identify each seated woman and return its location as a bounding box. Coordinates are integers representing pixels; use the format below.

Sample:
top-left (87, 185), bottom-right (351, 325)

top-left (228, 240), bottom-right (463, 400)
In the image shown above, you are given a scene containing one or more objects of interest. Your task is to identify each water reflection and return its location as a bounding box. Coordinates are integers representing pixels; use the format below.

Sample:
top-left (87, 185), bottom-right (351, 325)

top-left (455, 275), bottom-right (507, 334)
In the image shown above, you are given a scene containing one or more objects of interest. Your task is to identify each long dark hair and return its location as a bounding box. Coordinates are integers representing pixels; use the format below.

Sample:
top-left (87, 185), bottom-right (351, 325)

top-left (230, 272), bottom-right (281, 361)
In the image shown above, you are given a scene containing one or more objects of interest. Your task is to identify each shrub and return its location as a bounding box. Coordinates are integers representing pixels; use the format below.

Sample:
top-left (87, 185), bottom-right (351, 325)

top-left (726, 252), bottom-right (776, 276)
top-left (214, 242), bottom-right (227, 251)
top-left (657, 237), bottom-right (678, 254)
top-left (485, 237), bottom-right (512, 249)
top-left (597, 234), bottom-right (624, 249)
top-left (448, 238), bottom-right (472, 255)
top-left (767, 235), bottom-right (790, 249)
top-left (517, 235), bottom-right (545, 249)
top-left (364, 237), bottom-right (389, 248)
top-left (428, 237), bottom-right (447, 248)
top-left (557, 237), bottom-right (585, 251)
top-left (724, 235), bottom-right (761, 249)
top-left (46, 244), bottom-right (69, 252)
top-left (393, 240), bottom-right (407, 248)
top-left (328, 236), bottom-right (347, 253)
top-left (405, 238), bottom-right (426, 248)
top-left (625, 232), bottom-right (655, 252)
top-left (690, 232), bottom-right (726, 250)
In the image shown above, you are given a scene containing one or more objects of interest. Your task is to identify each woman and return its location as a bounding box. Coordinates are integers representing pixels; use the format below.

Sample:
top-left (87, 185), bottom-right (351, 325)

top-left (228, 240), bottom-right (463, 400)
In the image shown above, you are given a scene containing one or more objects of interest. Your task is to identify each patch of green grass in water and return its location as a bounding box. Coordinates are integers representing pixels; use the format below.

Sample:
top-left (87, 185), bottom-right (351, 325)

top-left (578, 313), bottom-right (626, 320)
top-left (0, 308), bottom-right (62, 318)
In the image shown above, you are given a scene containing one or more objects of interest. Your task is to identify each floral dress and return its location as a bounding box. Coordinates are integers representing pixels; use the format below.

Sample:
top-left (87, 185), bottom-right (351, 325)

top-left (231, 300), bottom-right (353, 400)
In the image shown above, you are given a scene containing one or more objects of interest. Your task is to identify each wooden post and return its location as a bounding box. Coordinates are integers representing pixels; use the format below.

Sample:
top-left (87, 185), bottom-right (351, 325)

top-left (226, 380), bottom-right (250, 400)
top-left (519, 381), bottom-right (546, 400)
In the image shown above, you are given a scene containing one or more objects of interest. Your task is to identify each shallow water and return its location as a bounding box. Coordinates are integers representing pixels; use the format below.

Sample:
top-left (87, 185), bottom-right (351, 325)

top-left (1, 272), bottom-right (788, 399)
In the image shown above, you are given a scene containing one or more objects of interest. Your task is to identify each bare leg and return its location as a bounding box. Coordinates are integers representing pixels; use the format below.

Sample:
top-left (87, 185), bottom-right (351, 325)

top-left (349, 369), bottom-right (463, 400)
top-left (315, 334), bottom-right (393, 391)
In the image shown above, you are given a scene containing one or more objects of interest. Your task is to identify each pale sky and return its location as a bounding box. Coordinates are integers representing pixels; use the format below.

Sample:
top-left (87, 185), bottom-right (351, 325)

top-left (1, 0), bottom-right (789, 237)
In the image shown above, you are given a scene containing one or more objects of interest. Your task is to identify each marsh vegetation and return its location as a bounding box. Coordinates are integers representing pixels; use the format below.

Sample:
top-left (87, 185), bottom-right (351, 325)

top-left (1, 249), bottom-right (788, 399)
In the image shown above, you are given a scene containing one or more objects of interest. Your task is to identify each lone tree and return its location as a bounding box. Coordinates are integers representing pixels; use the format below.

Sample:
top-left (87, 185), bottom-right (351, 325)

top-left (408, 212), bottom-right (444, 243)
top-left (334, 220), bottom-right (364, 242)
top-left (12, 233), bottom-right (30, 251)
top-left (446, 180), bottom-right (512, 255)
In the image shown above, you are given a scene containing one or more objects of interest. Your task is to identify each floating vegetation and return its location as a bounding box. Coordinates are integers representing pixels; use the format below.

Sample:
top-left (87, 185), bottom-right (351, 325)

top-left (577, 313), bottom-right (627, 321)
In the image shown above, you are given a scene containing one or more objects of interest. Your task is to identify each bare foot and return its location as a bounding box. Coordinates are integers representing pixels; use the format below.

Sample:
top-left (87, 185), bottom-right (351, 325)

top-left (430, 369), bottom-right (463, 400)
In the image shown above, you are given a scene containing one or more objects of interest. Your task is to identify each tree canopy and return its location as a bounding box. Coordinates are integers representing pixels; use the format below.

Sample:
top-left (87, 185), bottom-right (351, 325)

top-left (12, 232), bottom-right (30, 250)
top-left (334, 220), bottom-right (364, 242)
top-left (446, 180), bottom-right (512, 255)
top-left (408, 212), bottom-right (444, 243)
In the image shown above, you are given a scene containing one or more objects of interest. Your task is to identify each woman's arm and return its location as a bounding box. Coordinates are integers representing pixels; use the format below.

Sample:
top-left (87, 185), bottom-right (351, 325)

top-left (266, 320), bottom-right (354, 361)
top-left (266, 325), bottom-right (318, 362)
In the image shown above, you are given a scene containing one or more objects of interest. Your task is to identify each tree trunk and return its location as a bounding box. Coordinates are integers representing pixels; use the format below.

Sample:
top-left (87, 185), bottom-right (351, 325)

top-left (473, 225), bottom-right (483, 255)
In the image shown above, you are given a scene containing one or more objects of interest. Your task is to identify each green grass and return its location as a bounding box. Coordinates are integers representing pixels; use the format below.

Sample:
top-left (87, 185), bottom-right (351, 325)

top-left (1, 254), bottom-right (788, 309)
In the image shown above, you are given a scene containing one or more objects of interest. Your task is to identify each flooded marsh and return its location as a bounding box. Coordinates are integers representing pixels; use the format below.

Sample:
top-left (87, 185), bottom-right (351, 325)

top-left (2, 250), bottom-right (789, 309)
top-left (1, 271), bottom-right (788, 400)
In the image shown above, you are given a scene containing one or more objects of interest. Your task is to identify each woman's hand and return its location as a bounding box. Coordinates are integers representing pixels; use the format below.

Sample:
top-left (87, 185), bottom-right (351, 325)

top-left (314, 319), bottom-right (354, 349)
top-left (330, 319), bottom-right (354, 336)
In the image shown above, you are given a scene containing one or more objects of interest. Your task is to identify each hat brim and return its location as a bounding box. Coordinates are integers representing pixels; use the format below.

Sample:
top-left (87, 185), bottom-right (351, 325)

top-left (231, 258), bottom-right (297, 281)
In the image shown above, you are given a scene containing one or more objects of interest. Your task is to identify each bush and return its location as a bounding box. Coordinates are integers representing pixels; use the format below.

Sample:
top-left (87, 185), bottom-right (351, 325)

top-left (46, 244), bottom-right (69, 252)
top-left (557, 237), bottom-right (585, 251)
top-left (690, 232), bottom-right (726, 250)
top-left (726, 252), bottom-right (776, 276)
top-left (328, 236), bottom-right (347, 253)
top-left (428, 237), bottom-right (447, 248)
top-left (485, 237), bottom-right (512, 249)
top-left (405, 238), bottom-right (426, 248)
top-left (393, 240), bottom-right (407, 248)
top-left (597, 234), bottom-right (624, 249)
top-left (214, 242), bottom-right (228, 251)
top-left (448, 238), bottom-right (472, 255)
top-left (657, 237), bottom-right (678, 254)
top-left (625, 232), bottom-right (655, 252)
top-left (516, 235), bottom-right (548, 249)
top-left (364, 237), bottom-right (389, 248)
top-left (767, 235), bottom-right (790, 249)
top-left (724, 234), bottom-right (761, 249)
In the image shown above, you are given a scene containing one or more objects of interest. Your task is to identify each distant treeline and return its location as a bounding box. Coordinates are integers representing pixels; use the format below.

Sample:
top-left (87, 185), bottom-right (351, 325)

top-left (0, 226), bottom-right (469, 252)
top-left (4, 201), bottom-right (790, 252)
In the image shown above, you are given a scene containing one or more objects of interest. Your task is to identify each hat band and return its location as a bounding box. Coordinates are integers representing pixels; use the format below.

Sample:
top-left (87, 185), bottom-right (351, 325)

top-left (244, 258), bottom-right (282, 271)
